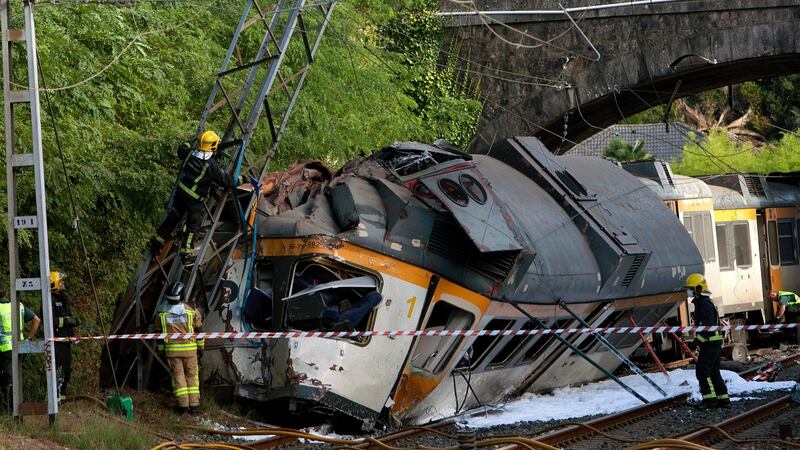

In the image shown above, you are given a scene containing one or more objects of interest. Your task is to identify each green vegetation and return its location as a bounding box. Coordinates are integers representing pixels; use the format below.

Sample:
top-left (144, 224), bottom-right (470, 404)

top-left (0, 408), bottom-right (157, 450)
top-left (602, 138), bottom-right (652, 163)
top-left (672, 128), bottom-right (800, 176)
top-left (0, 0), bottom-right (481, 394)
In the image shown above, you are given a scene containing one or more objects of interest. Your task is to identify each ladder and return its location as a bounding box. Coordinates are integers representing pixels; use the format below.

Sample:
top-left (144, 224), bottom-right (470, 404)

top-left (104, 0), bottom-right (336, 390)
top-left (1, 0), bottom-right (59, 422)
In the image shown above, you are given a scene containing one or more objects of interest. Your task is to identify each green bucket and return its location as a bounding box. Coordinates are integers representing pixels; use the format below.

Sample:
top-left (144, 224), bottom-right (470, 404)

top-left (106, 395), bottom-right (134, 421)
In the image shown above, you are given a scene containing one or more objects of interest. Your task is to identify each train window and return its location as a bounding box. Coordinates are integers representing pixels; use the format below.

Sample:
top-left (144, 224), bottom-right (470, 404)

top-left (459, 174), bottom-right (487, 204)
top-left (519, 319), bottom-right (572, 364)
top-left (684, 212), bottom-right (715, 262)
top-left (466, 318), bottom-right (514, 369)
top-left (733, 222), bottom-right (752, 268)
top-left (778, 220), bottom-right (797, 265)
top-left (411, 301), bottom-right (474, 374)
top-left (488, 321), bottom-right (534, 368)
top-left (768, 221), bottom-right (779, 266)
top-left (243, 262), bottom-right (275, 330)
top-left (716, 224), bottom-right (732, 271)
top-left (438, 178), bottom-right (469, 207)
top-left (285, 258), bottom-right (382, 344)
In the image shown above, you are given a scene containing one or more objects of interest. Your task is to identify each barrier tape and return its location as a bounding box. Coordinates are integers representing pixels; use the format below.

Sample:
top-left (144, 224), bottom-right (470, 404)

top-left (39, 322), bottom-right (799, 342)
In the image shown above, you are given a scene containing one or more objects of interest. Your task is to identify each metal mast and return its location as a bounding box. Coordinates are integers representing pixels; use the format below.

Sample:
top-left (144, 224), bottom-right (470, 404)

top-left (1, 0), bottom-right (59, 423)
top-left (103, 0), bottom-right (336, 391)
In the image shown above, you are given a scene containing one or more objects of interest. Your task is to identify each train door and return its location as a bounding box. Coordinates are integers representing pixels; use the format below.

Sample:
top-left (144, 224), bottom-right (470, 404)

top-left (757, 211), bottom-right (773, 318)
top-left (390, 278), bottom-right (489, 417)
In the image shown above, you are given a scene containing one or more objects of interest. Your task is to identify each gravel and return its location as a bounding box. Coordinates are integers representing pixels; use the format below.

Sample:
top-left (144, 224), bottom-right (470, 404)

top-left (255, 348), bottom-right (800, 449)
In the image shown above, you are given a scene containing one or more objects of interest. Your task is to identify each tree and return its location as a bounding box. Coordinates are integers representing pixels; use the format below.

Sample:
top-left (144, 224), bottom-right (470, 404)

top-left (603, 138), bottom-right (653, 163)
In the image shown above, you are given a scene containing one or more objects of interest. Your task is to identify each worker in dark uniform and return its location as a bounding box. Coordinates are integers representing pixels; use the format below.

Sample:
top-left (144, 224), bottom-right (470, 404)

top-left (685, 273), bottom-right (730, 408)
top-left (151, 130), bottom-right (258, 256)
top-left (50, 271), bottom-right (80, 400)
top-left (770, 290), bottom-right (799, 344)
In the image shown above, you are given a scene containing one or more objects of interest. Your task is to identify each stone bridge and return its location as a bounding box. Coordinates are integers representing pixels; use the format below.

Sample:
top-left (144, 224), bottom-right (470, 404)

top-left (440, 0), bottom-right (800, 152)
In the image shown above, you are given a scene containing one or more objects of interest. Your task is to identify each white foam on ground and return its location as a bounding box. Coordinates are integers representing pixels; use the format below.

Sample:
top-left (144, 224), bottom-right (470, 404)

top-left (460, 369), bottom-right (796, 428)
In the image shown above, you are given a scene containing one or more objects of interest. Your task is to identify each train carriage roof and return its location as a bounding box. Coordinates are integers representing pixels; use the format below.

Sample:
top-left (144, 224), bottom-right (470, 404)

top-left (256, 137), bottom-right (703, 304)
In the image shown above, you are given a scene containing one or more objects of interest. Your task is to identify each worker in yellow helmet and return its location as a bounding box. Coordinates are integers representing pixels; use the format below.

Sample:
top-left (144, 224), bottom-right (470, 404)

top-left (151, 131), bottom-right (259, 256)
top-left (50, 271), bottom-right (80, 401)
top-left (684, 273), bottom-right (729, 409)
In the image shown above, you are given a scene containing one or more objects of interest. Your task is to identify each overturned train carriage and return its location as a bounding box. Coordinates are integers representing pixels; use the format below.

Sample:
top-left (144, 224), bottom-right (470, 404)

top-left (111, 137), bottom-right (703, 427)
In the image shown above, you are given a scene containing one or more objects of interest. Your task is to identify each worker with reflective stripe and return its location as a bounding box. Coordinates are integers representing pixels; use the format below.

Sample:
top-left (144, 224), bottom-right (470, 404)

top-left (685, 273), bottom-right (729, 409)
top-left (0, 282), bottom-right (41, 412)
top-left (154, 282), bottom-right (204, 414)
top-left (50, 271), bottom-right (80, 400)
top-left (151, 130), bottom-right (256, 256)
top-left (770, 290), bottom-right (800, 344)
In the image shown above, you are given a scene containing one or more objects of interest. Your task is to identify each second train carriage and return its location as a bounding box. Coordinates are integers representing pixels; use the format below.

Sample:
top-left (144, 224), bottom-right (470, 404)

top-left (626, 162), bottom-right (800, 342)
top-left (194, 137), bottom-right (701, 426)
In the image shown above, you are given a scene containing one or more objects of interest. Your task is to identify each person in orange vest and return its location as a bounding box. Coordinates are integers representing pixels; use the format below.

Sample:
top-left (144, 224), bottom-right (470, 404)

top-left (154, 282), bottom-right (204, 414)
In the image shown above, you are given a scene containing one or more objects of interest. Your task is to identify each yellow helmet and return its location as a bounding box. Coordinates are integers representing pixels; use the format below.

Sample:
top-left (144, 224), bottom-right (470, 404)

top-left (198, 130), bottom-right (220, 153)
top-left (684, 273), bottom-right (707, 292)
top-left (50, 271), bottom-right (66, 292)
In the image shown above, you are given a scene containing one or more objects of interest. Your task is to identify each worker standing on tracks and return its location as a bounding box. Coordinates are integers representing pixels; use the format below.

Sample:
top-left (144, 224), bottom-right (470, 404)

top-left (155, 281), bottom-right (204, 415)
top-left (50, 271), bottom-right (80, 401)
top-left (0, 282), bottom-right (41, 412)
top-left (769, 290), bottom-right (800, 344)
top-left (150, 130), bottom-right (258, 257)
top-left (685, 273), bottom-right (730, 409)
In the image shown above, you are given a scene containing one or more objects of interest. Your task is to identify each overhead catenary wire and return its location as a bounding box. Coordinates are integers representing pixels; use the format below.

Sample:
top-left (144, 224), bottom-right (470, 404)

top-left (37, 50), bottom-right (123, 396)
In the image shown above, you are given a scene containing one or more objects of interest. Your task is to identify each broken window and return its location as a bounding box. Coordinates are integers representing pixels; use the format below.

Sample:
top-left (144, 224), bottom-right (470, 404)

top-left (284, 258), bottom-right (382, 343)
top-left (464, 318), bottom-right (513, 370)
top-left (242, 262), bottom-right (275, 331)
top-left (411, 301), bottom-right (474, 374)
top-left (488, 320), bottom-right (534, 368)
top-left (518, 319), bottom-right (573, 365)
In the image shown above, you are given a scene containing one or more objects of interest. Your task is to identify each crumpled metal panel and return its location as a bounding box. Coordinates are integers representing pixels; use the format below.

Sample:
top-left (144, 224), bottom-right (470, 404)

top-left (420, 170), bottom-right (523, 252)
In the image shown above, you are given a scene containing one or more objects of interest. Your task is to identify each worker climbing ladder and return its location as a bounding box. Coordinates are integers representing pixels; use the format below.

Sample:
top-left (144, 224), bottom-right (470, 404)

top-left (1, 0), bottom-right (59, 422)
top-left (103, 0), bottom-right (337, 391)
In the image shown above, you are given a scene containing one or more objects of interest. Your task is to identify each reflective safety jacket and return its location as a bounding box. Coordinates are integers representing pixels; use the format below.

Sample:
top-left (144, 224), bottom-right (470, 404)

top-left (155, 302), bottom-right (204, 357)
top-left (176, 147), bottom-right (238, 201)
top-left (692, 294), bottom-right (722, 344)
top-left (0, 301), bottom-right (26, 353)
top-left (778, 291), bottom-right (800, 311)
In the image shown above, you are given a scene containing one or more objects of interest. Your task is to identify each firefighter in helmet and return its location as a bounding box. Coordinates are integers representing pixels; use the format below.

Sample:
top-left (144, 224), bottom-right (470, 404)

top-left (50, 271), bottom-right (80, 400)
top-left (151, 131), bottom-right (258, 256)
top-left (155, 282), bottom-right (204, 414)
top-left (685, 273), bottom-right (730, 408)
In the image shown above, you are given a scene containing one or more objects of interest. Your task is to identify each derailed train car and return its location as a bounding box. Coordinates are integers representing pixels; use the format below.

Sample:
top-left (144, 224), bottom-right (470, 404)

top-left (196, 136), bottom-right (702, 427)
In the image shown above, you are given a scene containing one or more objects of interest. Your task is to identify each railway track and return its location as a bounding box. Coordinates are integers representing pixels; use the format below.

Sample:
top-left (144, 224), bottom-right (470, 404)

top-left (676, 394), bottom-right (798, 448)
top-left (491, 394), bottom-right (690, 450)
top-left (246, 419), bottom-right (456, 449)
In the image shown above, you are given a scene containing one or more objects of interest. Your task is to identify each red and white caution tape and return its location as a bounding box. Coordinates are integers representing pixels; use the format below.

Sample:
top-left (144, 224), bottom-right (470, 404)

top-left (49, 322), bottom-right (799, 342)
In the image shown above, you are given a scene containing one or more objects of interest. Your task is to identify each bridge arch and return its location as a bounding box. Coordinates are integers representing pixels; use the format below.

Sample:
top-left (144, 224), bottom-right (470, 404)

top-left (442, 0), bottom-right (800, 152)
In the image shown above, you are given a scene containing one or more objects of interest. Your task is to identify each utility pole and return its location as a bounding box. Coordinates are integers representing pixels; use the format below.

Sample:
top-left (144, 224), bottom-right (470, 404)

top-left (1, 0), bottom-right (59, 423)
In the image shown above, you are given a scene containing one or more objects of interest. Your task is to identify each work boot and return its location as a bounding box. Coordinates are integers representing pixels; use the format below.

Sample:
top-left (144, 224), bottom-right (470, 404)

top-left (189, 406), bottom-right (202, 416)
top-left (180, 233), bottom-right (196, 257)
top-left (716, 397), bottom-right (731, 408)
top-left (174, 406), bottom-right (190, 415)
top-left (693, 399), bottom-right (717, 409)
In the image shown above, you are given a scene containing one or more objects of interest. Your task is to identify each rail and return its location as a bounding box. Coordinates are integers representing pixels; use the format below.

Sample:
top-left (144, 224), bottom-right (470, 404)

top-left (494, 393), bottom-right (689, 449)
top-left (676, 394), bottom-right (797, 446)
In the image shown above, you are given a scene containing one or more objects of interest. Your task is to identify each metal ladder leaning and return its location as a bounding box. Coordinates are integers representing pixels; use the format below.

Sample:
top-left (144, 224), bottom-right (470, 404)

top-left (1, 0), bottom-right (59, 423)
top-left (104, 0), bottom-right (336, 391)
